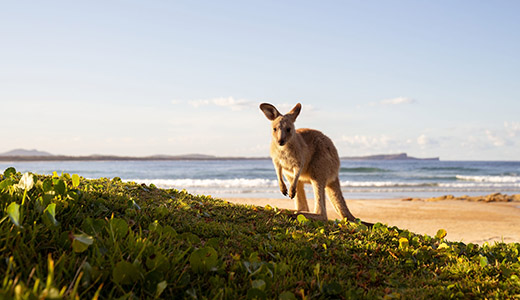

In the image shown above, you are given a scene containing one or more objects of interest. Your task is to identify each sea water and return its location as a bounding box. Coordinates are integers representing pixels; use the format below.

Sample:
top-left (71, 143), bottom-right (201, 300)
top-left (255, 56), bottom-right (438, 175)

top-left (1, 160), bottom-right (519, 199)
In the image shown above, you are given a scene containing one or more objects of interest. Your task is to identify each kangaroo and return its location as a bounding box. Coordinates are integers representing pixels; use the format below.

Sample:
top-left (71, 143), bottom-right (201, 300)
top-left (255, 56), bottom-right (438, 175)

top-left (260, 102), bottom-right (368, 224)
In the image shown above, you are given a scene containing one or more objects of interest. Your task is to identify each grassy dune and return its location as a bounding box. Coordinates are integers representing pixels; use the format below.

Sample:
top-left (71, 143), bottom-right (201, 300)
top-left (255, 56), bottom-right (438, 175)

top-left (1, 168), bottom-right (520, 299)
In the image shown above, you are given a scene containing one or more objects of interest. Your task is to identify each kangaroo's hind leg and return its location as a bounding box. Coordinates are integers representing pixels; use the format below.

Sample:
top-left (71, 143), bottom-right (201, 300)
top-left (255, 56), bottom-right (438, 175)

top-left (311, 179), bottom-right (327, 219)
top-left (326, 177), bottom-right (373, 226)
top-left (295, 181), bottom-right (309, 211)
top-left (325, 177), bottom-right (356, 221)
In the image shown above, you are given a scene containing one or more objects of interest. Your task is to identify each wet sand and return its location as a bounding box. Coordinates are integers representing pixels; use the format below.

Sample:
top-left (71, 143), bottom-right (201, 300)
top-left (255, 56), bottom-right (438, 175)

top-left (223, 197), bottom-right (520, 245)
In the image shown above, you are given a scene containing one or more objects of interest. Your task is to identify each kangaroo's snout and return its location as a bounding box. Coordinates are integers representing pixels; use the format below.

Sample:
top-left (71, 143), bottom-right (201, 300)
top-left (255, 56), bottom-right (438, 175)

top-left (275, 123), bottom-right (291, 147)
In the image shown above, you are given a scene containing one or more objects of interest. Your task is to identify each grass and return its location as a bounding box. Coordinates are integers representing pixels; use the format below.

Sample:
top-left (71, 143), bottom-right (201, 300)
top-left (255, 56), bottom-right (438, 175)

top-left (1, 167), bottom-right (520, 299)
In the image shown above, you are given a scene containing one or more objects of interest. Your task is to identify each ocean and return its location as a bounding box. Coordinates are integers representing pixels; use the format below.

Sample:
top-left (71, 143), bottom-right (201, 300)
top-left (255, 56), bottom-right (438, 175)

top-left (1, 159), bottom-right (519, 199)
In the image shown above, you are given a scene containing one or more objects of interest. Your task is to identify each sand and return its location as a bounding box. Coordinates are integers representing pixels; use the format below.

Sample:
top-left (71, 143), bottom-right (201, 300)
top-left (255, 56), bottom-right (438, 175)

top-left (223, 197), bottom-right (520, 245)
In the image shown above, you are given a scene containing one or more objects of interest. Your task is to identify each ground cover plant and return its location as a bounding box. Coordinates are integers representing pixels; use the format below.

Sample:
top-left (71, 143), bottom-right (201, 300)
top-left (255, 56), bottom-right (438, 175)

top-left (1, 168), bottom-right (520, 299)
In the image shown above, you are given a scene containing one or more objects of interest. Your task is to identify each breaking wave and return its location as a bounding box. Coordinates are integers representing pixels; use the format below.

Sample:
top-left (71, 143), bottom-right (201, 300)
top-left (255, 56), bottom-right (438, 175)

top-left (125, 178), bottom-right (278, 189)
top-left (456, 175), bottom-right (520, 183)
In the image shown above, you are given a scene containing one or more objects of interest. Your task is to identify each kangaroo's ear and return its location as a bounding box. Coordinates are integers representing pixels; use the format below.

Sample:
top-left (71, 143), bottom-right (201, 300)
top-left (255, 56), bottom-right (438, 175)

top-left (286, 103), bottom-right (302, 122)
top-left (259, 103), bottom-right (281, 121)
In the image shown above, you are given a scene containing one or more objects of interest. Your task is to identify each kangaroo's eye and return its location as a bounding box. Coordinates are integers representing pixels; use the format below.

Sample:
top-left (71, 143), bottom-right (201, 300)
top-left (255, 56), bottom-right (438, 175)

top-left (273, 128), bottom-right (277, 132)
top-left (286, 128), bottom-right (291, 133)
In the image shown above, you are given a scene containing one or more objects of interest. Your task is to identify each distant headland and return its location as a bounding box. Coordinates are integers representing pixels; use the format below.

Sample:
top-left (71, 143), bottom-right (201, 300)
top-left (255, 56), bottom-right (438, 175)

top-left (0, 149), bottom-right (266, 161)
top-left (0, 149), bottom-right (439, 161)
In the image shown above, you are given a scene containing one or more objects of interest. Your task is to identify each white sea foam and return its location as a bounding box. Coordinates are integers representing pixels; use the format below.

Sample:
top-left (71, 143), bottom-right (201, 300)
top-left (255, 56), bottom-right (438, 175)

top-left (456, 175), bottom-right (520, 183)
top-left (125, 178), bottom-right (278, 189)
top-left (340, 181), bottom-right (430, 187)
top-left (126, 177), bottom-right (520, 190)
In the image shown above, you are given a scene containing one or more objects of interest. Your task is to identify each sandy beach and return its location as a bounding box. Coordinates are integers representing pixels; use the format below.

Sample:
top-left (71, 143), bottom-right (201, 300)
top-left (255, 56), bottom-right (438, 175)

top-left (224, 197), bottom-right (520, 245)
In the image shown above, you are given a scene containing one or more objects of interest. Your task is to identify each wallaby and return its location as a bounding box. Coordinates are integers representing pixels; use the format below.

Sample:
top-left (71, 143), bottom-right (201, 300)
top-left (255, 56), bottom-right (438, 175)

top-left (260, 102), bottom-right (369, 224)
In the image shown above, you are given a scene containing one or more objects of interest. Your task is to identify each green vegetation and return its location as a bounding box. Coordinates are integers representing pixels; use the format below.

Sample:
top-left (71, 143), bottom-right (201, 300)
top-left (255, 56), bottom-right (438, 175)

top-left (1, 168), bottom-right (520, 299)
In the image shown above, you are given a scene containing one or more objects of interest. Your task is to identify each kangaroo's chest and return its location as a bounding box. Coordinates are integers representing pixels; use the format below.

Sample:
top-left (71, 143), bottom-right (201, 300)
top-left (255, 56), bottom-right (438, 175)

top-left (271, 143), bottom-right (309, 174)
top-left (277, 151), bottom-right (300, 170)
top-left (279, 154), bottom-right (311, 182)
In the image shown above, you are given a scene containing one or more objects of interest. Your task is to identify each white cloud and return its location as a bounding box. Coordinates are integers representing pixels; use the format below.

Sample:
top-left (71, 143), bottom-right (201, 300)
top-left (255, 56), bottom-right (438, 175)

top-left (505, 121), bottom-right (520, 137)
top-left (379, 97), bottom-right (416, 105)
top-left (485, 130), bottom-right (506, 147)
top-left (417, 134), bottom-right (439, 147)
top-left (417, 134), bottom-right (428, 146)
top-left (188, 97), bottom-right (255, 111)
top-left (341, 135), bottom-right (391, 149)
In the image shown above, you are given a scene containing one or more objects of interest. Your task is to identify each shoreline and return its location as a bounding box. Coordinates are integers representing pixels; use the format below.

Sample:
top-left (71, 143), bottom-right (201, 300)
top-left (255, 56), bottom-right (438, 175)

top-left (223, 196), bottom-right (520, 245)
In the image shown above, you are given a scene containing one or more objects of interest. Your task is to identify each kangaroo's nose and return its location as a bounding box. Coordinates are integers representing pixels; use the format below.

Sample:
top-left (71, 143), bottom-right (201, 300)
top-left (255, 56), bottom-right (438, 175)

top-left (279, 140), bottom-right (286, 146)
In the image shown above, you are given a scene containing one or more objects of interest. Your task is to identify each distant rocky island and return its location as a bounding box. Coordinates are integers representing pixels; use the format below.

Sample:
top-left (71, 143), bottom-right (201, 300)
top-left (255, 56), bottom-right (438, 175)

top-left (0, 149), bottom-right (54, 157)
top-left (0, 149), bottom-right (438, 161)
top-left (342, 153), bottom-right (439, 161)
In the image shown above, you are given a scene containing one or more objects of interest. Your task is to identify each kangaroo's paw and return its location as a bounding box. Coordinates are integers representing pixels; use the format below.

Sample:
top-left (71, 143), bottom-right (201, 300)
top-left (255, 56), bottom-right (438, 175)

top-left (288, 186), bottom-right (297, 199)
top-left (280, 185), bottom-right (288, 196)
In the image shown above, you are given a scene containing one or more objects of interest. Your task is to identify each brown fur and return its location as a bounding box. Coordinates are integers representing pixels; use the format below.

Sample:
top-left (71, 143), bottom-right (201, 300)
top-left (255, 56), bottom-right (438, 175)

top-left (260, 103), bottom-right (366, 223)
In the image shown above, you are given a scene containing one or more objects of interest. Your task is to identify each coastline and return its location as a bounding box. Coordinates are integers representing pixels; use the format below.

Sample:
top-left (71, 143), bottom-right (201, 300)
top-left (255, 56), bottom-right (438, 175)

top-left (223, 196), bottom-right (520, 245)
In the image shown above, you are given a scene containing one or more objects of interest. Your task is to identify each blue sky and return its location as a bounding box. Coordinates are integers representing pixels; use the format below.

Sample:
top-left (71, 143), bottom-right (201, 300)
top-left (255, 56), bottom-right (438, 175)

top-left (1, 1), bottom-right (519, 160)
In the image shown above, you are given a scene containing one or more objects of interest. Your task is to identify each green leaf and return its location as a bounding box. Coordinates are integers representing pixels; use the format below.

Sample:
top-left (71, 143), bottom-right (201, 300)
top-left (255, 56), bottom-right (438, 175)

top-left (181, 232), bottom-right (201, 245)
top-left (291, 231), bottom-right (304, 240)
top-left (148, 220), bottom-right (163, 233)
top-left (42, 178), bottom-right (53, 192)
top-left (67, 190), bottom-right (79, 201)
top-left (322, 281), bottom-right (342, 295)
top-left (251, 279), bottom-right (266, 291)
top-left (3, 167), bottom-right (16, 178)
top-left (82, 217), bottom-right (106, 236)
top-left (43, 203), bottom-right (59, 227)
top-left (479, 255), bottom-right (489, 267)
top-left (163, 225), bottom-right (177, 238)
top-left (206, 237), bottom-right (220, 249)
top-left (156, 281), bottom-right (167, 298)
top-left (399, 237), bottom-right (409, 249)
top-left (297, 214), bottom-right (309, 225)
top-left (72, 174), bottom-right (80, 188)
top-left (435, 229), bottom-right (447, 239)
top-left (246, 288), bottom-right (266, 300)
top-left (110, 218), bottom-right (129, 237)
top-left (313, 263), bottom-right (320, 277)
top-left (0, 178), bottom-right (13, 191)
top-left (53, 179), bottom-right (66, 196)
top-left (112, 261), bottom-right (141, 285)
top-left (438, 243), bottom-right (449, 250)
top-left (355, 223), bottom-right (368, 232)
top-left (279, 291), bottom-right (297, 300)
top-left (74, 233), bottom-right (94, 245)
top-left (72, 233), bottom-right (94, 253)
top-left (6, 202), bottom-right (21, 227)
top-left (189, 246), bottom-right (218, 273)
top-left (146, 251), bottom-right (170, 272)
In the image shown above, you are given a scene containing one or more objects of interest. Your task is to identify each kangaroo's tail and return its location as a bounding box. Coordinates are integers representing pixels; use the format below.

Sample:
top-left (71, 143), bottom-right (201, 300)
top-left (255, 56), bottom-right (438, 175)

top-left (326, 178), bottom-right (373, 227)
